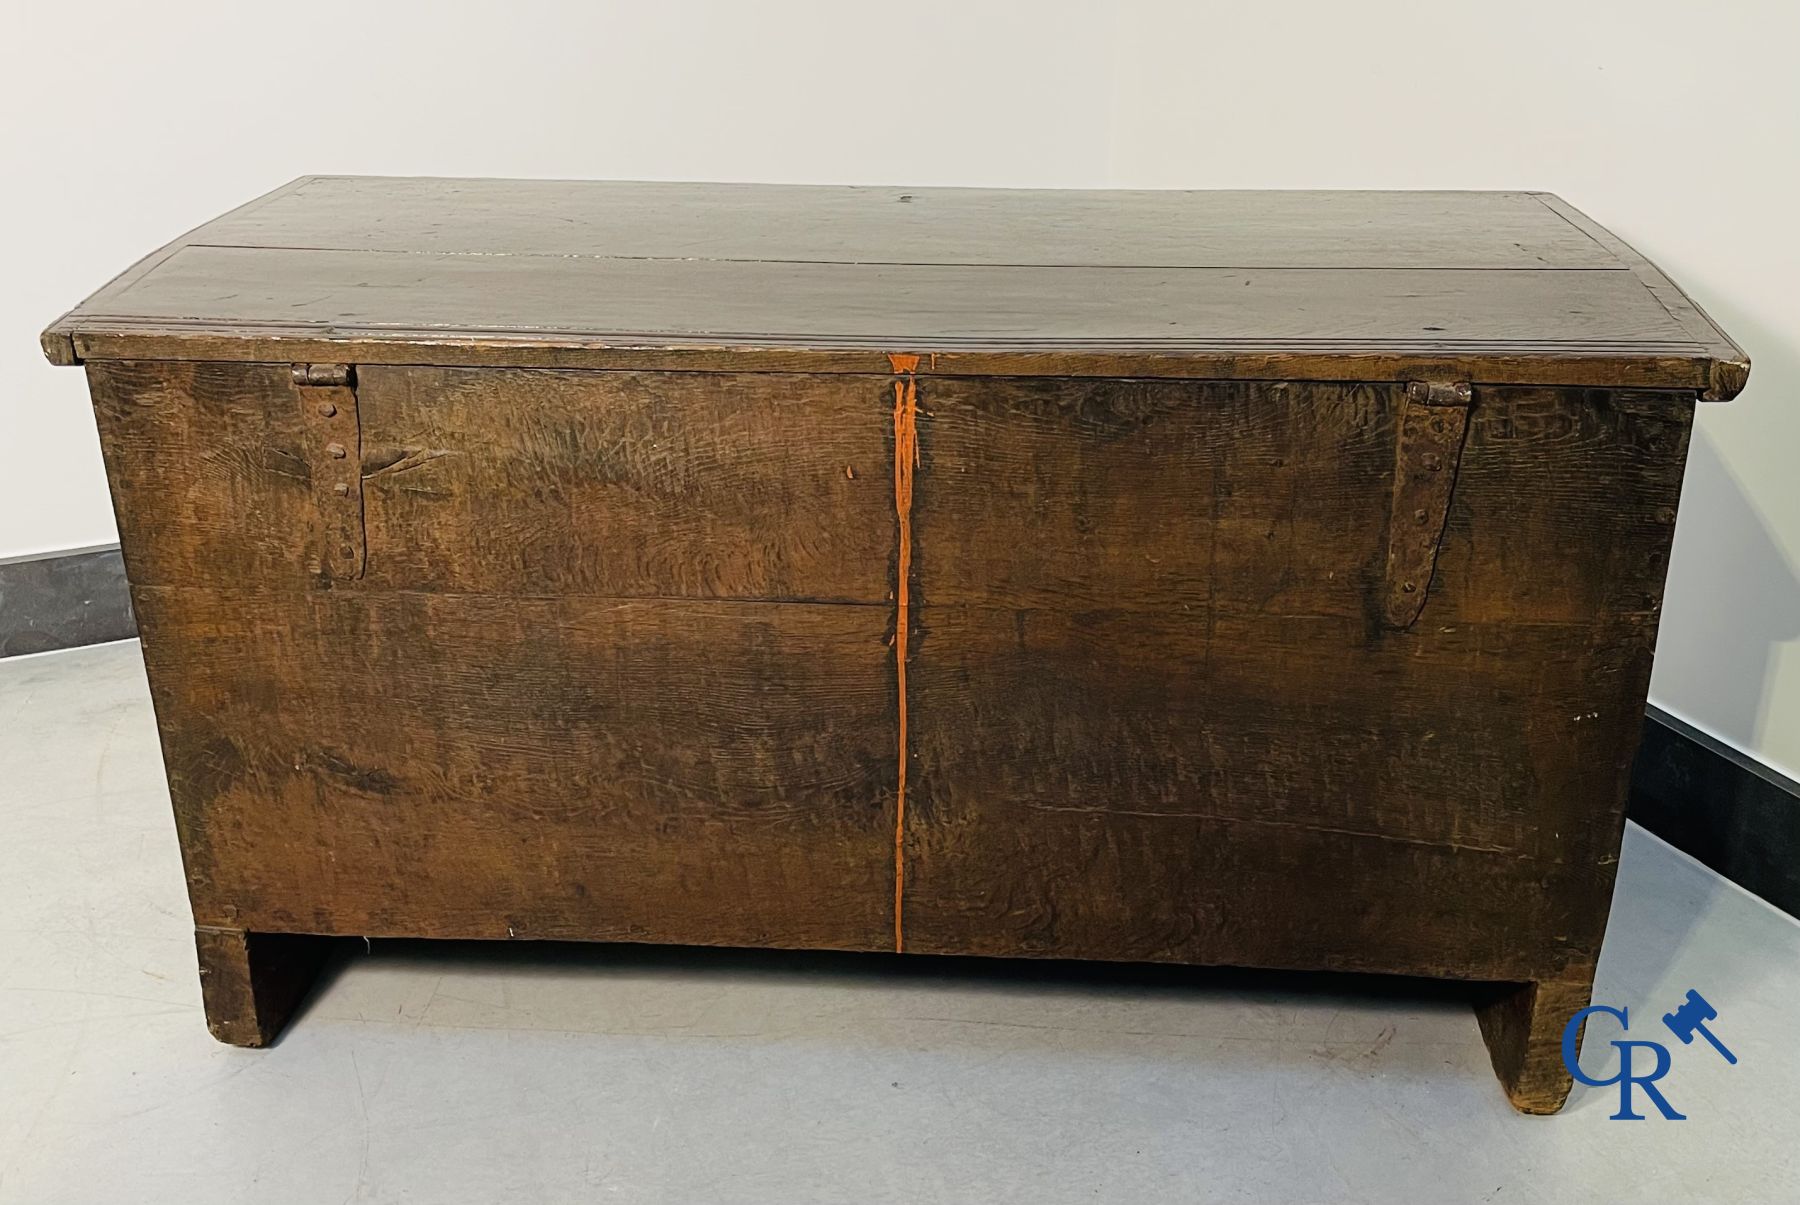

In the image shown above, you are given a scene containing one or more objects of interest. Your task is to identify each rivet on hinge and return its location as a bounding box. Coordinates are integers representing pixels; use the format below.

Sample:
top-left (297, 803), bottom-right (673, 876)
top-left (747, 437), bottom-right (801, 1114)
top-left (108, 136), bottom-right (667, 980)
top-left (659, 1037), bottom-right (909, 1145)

top-left (1382, 382), bottom-right (1474, 630)
top-left (292, 364), bottom-right (365, 581)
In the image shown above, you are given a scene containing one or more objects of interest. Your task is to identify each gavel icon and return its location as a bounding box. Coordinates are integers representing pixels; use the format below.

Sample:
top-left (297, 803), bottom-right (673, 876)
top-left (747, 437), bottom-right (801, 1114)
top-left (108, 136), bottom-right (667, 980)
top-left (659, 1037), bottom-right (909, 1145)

top-left (1662, 990), bottom-right (1737, 1064)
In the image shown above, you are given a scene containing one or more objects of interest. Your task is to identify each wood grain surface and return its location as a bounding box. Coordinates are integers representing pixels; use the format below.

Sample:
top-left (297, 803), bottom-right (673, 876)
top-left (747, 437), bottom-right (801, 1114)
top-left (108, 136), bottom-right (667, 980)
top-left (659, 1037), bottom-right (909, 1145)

top-left (90, 361), bottom-right (1684, 982)
top-left (43, 178), bottom-right (1747, 398)
top-left (136, 586), bottom-right (898, 949)
top-left (172, 178), bottom-right (1630, 268)
top-left (88, 360), bottom-right (896, 601)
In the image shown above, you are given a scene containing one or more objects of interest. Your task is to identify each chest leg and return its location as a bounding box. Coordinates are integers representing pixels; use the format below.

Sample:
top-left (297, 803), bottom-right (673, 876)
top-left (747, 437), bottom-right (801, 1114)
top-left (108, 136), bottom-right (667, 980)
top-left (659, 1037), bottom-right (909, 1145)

top-left (194, 927), bottom-right (338, 1047)
top-left (1475, 969), bottom-right (1599, 1113)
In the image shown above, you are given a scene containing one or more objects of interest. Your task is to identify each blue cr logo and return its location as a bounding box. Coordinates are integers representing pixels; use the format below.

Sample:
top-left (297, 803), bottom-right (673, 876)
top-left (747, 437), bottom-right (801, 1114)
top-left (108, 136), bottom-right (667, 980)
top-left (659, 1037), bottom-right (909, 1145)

top-left (1562, 1004), bottom-right (1685, 1120)
top-left (1561, 990), bottom-right (1736, 1119)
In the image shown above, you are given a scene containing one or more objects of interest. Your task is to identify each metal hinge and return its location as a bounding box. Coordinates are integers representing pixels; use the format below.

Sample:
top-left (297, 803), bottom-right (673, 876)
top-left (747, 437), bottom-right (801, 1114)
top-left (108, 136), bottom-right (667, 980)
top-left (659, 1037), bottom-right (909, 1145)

top-left (290, 363), bottom-right (365, 580)
top-left (1381, 381), bottom-right (1473, 629)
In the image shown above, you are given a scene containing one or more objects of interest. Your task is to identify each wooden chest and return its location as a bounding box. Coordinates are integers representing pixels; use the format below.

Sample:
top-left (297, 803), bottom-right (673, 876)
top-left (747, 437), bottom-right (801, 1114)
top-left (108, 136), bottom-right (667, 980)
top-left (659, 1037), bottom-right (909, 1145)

top-left (43, 178), bottom-right (1746, 1112)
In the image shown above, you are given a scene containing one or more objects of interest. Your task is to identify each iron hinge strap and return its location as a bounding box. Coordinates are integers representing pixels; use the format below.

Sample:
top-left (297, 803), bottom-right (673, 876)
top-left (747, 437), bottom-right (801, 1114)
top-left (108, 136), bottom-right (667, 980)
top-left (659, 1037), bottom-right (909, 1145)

top-left (1382, 381), bottom-right (1473, 629)
top-left (291, 363), bottom-right (365, 581)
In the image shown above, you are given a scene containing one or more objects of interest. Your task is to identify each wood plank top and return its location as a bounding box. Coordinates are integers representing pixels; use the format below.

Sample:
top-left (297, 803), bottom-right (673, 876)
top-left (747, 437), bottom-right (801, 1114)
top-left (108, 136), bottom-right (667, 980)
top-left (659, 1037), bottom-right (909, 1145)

top-left (43, 177), bottom-right (1747, 397)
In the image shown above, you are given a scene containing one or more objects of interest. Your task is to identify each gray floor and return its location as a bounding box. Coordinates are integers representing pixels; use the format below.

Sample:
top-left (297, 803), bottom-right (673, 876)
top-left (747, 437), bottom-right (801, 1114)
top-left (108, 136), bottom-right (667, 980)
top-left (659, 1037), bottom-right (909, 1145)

top-left (2, 642), bottom-right (1797, 1204)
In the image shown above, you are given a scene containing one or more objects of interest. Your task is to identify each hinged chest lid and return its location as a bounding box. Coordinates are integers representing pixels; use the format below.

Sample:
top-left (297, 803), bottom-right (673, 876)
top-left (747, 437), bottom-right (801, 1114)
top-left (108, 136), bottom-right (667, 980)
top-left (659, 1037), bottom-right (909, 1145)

top-left (42, 177), bottom-right (1747, 399)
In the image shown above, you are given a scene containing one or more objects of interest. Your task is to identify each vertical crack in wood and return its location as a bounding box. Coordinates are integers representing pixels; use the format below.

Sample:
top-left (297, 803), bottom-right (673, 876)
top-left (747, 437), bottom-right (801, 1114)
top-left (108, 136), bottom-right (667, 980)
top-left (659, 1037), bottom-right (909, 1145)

top-left (888, 352), bottom-right (921, 952)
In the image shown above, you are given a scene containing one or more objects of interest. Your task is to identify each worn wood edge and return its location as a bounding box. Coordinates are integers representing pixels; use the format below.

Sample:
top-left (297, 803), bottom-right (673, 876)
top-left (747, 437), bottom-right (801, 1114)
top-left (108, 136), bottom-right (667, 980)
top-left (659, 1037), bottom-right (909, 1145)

top-left (37, 175), bottom-right (322, 367)
top-left (185, 918), bottom-right (1558, 986)
top-left (65, 322), bottom-right (1711, 356)
top-left (55, 327), bottom-right (1720, 396)
top-left (38, 323), bottom-right (79, 365)
top-left (1530, 193), bottom-right (1750, 401)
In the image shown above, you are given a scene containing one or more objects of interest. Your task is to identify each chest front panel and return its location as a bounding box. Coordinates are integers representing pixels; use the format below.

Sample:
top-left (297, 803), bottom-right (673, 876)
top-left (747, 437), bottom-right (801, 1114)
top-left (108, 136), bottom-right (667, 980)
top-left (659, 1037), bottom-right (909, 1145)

top-left (89, 360), bottom-right (1690, 978)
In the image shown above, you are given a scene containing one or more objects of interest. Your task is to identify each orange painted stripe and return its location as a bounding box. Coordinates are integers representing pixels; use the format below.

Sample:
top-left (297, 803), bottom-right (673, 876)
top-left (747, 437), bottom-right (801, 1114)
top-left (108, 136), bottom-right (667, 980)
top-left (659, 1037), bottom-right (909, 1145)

top-left (888, 352), bottom-right (920, 953)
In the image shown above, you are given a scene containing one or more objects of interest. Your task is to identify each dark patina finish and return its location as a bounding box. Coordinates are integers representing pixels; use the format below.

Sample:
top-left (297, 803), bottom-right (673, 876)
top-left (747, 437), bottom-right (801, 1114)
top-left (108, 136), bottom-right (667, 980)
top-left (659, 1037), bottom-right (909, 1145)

top-left (44, 178), bottom-right (1747, 1113)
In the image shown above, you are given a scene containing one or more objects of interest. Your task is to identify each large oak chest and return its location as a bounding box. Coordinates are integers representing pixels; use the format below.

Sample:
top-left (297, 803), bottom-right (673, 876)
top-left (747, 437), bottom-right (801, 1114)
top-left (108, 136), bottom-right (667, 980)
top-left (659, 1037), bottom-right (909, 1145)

top-left (42, 178), bottom-right (1747, 1112)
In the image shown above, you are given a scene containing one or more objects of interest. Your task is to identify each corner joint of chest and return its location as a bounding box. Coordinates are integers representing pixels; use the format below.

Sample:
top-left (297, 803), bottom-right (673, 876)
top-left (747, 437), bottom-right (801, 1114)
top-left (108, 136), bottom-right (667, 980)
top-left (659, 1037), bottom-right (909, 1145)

top-left (1382, 380), bottom-right (1473, 630)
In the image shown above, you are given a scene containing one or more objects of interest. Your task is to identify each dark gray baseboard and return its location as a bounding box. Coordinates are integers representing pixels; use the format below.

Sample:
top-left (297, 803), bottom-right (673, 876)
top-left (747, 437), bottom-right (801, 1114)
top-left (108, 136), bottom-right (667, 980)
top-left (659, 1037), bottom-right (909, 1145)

top-left (0, 545), bottom-right (135, 657)
top-left (3, 545), bottom-right (1794, 916)
top-left (1629, 706), bottom-right (1800, 919)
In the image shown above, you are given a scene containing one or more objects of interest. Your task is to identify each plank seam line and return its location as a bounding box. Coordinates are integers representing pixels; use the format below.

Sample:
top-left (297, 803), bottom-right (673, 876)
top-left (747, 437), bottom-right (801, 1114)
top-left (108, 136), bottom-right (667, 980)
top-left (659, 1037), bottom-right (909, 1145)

top-left (181, 243), bottom-right (1636, 271)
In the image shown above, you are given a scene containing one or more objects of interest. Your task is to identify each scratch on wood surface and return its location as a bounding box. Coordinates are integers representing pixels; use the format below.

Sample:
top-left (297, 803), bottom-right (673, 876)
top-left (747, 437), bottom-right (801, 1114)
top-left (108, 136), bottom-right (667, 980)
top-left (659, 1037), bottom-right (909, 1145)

top-left (888, 353), bottom-right (921, 952)
top-left (361, 447), bottom-right (457, 478)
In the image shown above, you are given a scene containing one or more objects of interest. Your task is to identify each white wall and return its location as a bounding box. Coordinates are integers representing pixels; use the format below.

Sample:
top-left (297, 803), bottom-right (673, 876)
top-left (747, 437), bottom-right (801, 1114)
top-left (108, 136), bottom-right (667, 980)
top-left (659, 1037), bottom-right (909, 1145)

top-left (4, 0), bottom-right (1796, 775)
